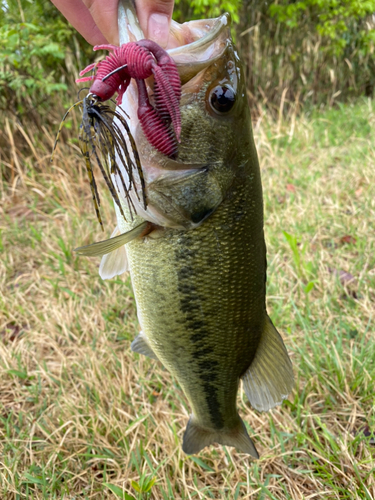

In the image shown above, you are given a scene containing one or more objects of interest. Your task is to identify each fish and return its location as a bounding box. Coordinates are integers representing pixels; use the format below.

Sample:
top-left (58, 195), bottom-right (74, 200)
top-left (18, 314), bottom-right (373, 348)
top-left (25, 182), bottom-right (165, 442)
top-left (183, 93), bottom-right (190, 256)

top-left (76, 1), bottom-right (294, 458)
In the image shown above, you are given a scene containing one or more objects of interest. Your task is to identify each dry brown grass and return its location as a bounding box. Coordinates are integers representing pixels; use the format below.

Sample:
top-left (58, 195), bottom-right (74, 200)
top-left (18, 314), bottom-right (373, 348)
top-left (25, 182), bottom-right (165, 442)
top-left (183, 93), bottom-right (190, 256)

top-left (0, 99), bottom-right (374, 499)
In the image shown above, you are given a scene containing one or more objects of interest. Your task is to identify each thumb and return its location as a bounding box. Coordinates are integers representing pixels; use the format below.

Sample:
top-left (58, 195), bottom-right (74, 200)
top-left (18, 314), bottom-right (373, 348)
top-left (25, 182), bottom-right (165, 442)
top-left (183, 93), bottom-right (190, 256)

top-left (135, 0), bottom-right (174, 48)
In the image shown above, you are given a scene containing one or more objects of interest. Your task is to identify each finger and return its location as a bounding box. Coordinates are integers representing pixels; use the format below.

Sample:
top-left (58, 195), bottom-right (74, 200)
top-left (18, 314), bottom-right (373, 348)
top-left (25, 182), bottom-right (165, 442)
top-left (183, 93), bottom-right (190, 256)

top-left (82, 0), bottom-right (119, 45)
top-left (50, 0), bottom-right (108, 45)
top-left (135, 0), bottom-right (174, 48)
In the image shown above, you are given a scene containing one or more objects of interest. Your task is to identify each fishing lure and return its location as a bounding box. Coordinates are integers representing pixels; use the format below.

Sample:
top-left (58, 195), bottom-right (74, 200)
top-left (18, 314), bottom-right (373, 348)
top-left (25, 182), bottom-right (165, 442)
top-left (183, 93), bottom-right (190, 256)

top-left (52, 41), bottom-right (181, 229)
top-left (52, 93), bottom-right (146, 230)
top-left (77, 40), bottom-right (182, 158)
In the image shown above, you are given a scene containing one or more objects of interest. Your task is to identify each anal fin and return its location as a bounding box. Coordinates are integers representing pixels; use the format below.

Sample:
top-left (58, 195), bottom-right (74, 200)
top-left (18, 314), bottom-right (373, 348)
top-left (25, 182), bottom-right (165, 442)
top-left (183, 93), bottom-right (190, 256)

top-left (131, 331), bottom-right (159, 360)
top-left (242, 315), bottom-right (294, 412)
top-left (182, 415), bottom-right (259, 458)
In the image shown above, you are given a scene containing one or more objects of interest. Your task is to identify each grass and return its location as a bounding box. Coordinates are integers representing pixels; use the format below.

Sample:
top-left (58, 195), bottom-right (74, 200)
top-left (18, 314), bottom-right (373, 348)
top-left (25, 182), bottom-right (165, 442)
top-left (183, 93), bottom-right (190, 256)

top-left (0, 98), bottom-right (374, 499)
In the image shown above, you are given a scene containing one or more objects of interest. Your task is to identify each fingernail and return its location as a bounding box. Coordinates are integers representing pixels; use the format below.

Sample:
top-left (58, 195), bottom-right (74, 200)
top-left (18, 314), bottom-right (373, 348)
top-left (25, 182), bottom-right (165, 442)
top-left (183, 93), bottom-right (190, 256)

top-left (148, 13), bottom-right (169, 48)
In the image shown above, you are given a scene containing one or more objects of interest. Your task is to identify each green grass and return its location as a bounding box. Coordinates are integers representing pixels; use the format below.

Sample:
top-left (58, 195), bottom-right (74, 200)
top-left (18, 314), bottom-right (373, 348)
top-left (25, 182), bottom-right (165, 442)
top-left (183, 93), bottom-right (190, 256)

top-left (0, 98), bottom-right (374, 499)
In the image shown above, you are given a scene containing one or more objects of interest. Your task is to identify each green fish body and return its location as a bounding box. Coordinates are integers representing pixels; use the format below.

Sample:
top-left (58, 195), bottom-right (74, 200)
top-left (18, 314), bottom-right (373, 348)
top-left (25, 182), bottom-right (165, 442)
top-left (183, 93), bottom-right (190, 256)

top-left (88, 11), bottom-right (294, 457)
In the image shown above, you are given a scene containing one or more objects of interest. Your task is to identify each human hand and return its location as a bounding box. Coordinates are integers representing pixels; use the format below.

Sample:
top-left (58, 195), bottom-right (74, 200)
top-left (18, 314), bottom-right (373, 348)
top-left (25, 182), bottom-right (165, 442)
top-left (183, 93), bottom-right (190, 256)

top-left (50, 0), bottom-right (174, 47)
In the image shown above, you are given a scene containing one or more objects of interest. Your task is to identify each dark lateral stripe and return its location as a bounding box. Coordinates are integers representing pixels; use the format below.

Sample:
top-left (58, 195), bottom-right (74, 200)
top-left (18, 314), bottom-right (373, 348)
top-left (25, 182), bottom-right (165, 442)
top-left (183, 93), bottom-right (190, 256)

top-left (175, 234), bottom-right (224, 429)
top-left (202, 382), bottom-right (224, 429)
top-left (194, 347), bottom-right (212, 358)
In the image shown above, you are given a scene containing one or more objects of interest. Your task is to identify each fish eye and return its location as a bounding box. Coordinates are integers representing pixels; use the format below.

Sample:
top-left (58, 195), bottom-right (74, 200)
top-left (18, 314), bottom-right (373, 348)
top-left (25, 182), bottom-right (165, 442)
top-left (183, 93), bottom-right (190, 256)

top-left (209, 85), bottom-right (236, 114)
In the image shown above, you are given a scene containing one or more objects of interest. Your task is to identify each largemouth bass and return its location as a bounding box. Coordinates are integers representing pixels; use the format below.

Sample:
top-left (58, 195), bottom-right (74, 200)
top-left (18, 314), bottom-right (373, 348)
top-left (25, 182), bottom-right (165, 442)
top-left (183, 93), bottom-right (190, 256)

top-left (79, 2), bottom-right (294, 458)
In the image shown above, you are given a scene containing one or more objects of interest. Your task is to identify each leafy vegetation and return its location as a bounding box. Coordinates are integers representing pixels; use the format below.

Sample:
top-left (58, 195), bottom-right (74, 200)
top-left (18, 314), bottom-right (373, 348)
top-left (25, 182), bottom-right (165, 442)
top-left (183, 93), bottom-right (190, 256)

top-left (239, 0), bottom-right (375, 109)
top-left (1, 0), bottom-right (374, 122)
top-left (174, 0), bottom-right (241, 24)
top-left (269, 0), bottom-right (375, 57)
top-left (0, 0), bottom-right (90, 118)
top-left (0, 99), bottom-right (374, 499)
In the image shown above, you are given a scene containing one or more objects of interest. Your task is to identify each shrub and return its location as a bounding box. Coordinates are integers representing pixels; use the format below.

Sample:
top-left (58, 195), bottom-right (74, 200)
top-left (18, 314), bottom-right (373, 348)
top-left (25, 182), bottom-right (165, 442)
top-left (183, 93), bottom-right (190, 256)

top-left (238, 0), bottom-right (375, 109)
top-left (174, 0), bottom-right (241, 24)
top-left (0, 0), bottom-right (91, 120)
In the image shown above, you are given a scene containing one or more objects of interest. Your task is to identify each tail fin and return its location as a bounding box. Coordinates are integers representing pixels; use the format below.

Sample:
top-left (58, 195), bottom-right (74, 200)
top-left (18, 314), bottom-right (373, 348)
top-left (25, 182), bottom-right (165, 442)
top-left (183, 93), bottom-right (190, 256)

top-left (242, 315), bottom-right (294, 412)
top-left (182, 415), bottom-right (259, 458)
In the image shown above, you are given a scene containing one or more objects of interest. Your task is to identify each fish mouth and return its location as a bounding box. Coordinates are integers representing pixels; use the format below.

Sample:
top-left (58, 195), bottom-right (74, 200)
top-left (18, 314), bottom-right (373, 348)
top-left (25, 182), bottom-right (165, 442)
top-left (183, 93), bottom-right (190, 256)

top-left (118, 1), bottom-right (230, 82)
top-left (158, 157), bottom-right (208, 171)
top-left (116, 3), bottom-right (231, 169)
top-left (167, 14), bottom-right (230, 84)
top-left (115, 2), bottom-right (231, 226)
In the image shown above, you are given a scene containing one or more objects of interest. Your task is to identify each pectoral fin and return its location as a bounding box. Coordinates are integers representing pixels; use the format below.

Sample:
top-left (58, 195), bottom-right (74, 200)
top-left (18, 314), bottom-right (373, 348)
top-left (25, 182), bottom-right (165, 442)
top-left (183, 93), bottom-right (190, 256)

top-left (74, 221), bottom-right (150, 257)
top-left (182, 414), bottom-right (259, 458)
top-left (131, 331), bottom-right (159, 360)
top-left (99, 226), bottom-right (129, 280)
top-left (242, 316), bottom-right (294, 412)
